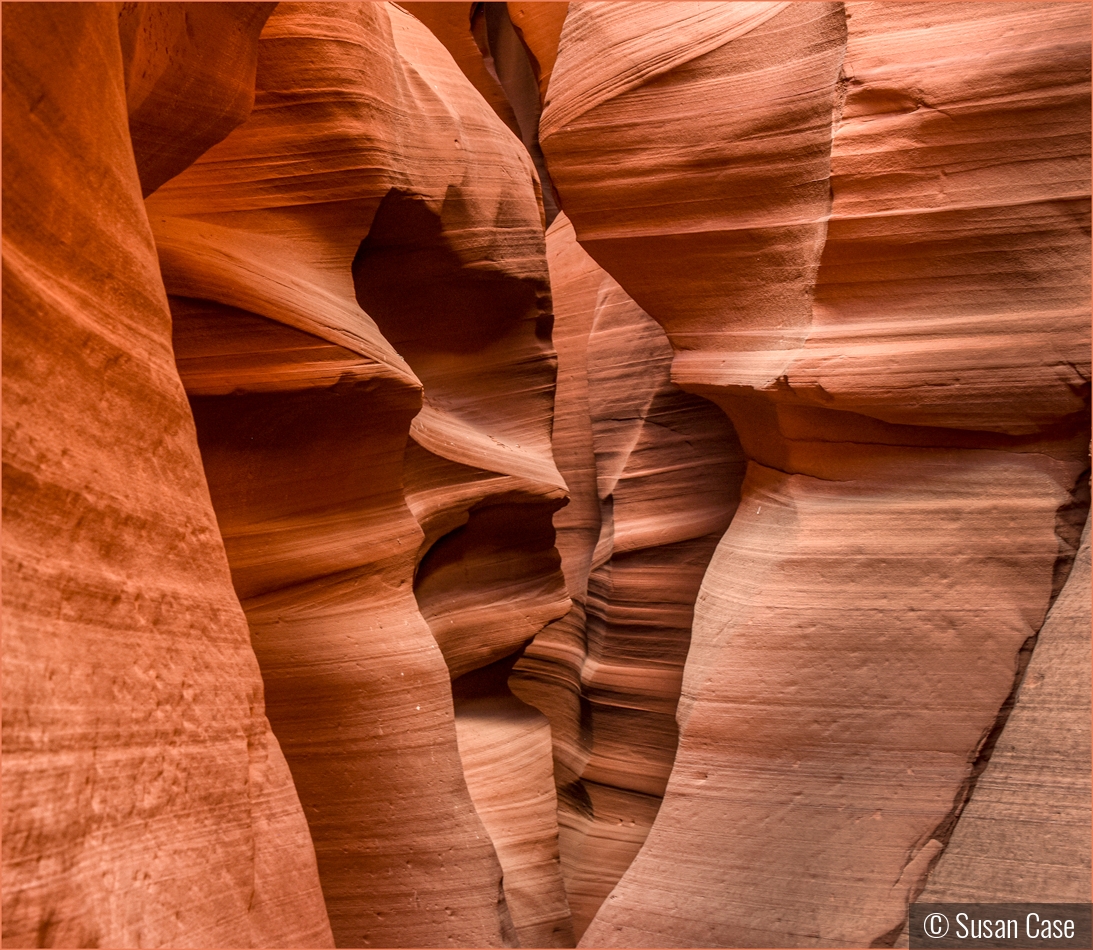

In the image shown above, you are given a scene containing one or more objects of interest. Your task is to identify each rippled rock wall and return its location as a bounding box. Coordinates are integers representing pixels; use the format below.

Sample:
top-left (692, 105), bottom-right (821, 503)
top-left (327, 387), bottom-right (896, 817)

top-left (4, 3), bottom-right (1088, 948)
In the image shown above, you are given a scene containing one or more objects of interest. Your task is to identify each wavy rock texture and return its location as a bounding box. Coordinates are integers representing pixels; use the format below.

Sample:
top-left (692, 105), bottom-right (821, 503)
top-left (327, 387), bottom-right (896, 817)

top-left (2, 5), bottom-right (331, 947)
top-left (348, 14), bottom-right (574, 941)
top-left (353, 11), bottom-right (574, 946)
top-left (539, 2), bottom-right (1091, 946)
top-left (512, 214), bottom-right (745, 939)
top-left (119, 2), bottom-right (277, 198)
top-left (6, 3), bottom-right (1090, 948)
top-left (147, 3), bottom-right (571, 945)
top-left (405, 2), bottom-right (560, 223)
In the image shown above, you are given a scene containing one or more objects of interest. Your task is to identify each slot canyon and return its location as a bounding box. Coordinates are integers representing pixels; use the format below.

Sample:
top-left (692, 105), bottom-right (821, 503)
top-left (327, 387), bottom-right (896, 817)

top-left (3, 2), bottom-right (1090, 948)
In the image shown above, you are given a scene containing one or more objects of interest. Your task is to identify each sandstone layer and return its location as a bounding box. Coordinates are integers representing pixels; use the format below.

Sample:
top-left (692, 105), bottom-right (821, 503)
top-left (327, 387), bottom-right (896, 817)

top-left (2, 5), bottom-right (331, 947)
top-left (3, 3), bottom-right (1089, 948)
top-left (538, 2), bottom-right (1091, 946)
top-left (146, 2), bottom-right (571, 945)
top-left (513, 214), bottom-right (745, 939)
top-left (913, 512), bottom-right (1092, 905)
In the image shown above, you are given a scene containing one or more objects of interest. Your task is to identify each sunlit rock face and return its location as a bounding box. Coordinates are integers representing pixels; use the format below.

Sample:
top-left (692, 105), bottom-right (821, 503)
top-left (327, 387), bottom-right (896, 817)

top-left (3, 2), bottom-right (1088, 949)
top-left (2, 5), bottom-right (331, 948)
top-left (539, 2), bottom-right (1091, 946)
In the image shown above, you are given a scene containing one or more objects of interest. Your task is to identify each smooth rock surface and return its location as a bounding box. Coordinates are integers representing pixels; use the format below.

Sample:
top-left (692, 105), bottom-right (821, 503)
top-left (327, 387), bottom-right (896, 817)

top-left (913, 512), bottom-right (1091, 905)
top-left (400, 2), bottom-right (524, 140)
top-left (506, 2), bottom-right (570, 104)
top-left (455, 690), bottom-right (575, 948)
top-left (405, 1), bottom-right (560, 223)
top-left (4, 3), bottom-right (1088, 948)
top-left (583, 449), bottom-right (1084, 948)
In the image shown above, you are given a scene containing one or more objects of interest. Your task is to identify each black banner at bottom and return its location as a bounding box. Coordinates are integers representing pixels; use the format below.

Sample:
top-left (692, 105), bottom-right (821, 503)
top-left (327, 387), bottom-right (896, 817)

top-left (909, 904), bottom-right (1092, 949)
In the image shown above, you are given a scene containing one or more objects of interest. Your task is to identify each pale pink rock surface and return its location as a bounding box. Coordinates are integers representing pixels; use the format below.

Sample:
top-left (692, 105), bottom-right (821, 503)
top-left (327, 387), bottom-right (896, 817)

top-left (913, 512), bottom-right (1092, 905)
top-left (584, 449), bottom-right (1082, 947)
top-left (455, 688), bottom-right (575, 948)
top-left (2, 5), bottom-right (331, 947)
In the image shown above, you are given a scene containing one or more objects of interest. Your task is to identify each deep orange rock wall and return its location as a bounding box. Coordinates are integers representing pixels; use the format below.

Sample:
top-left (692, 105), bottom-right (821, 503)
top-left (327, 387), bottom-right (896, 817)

top-left (2, 5), bottom-right (331, 947)
top-left (146, 3), bottom-right (571, 945)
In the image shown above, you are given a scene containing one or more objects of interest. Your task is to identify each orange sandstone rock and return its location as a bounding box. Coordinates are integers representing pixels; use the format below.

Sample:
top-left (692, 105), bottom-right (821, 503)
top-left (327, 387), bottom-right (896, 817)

top-left (149, 2), bottom-right (571, 944)
top-left (406, 1), bottom-right (560, 224)
top-left (400, 2), bottom-right (523, 139)
top-left (914, 511), bottom-right (1091, 905)
top-left (118, 3), bottom-right (276, 198)
top-left (2, 5), bottom-right (331, 947)
top-left (454, 668), bottom-right (575, 948)
top-left (506, 3), bottom-right (569, 104)
top-left (514, 215), bottom-right (744, 940)
top-left (539, 3), bottom-right (1091, 946)
top-left (6, 2), bottom-right (1089, 947)
top-left (354, 14), bottom-right (573, 943)
top-left (585, 449), bottom-right (1083, 947)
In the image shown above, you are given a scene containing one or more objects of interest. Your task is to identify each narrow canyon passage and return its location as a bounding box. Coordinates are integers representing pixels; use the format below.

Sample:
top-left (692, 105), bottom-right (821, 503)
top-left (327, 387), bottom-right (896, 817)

top-left (3, 3), bottom-right (1090, 950)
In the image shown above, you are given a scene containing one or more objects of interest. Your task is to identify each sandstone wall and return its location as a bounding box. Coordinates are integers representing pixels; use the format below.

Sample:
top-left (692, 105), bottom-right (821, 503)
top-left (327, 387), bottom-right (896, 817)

top-left (3, 3), bottom-right (1089, 949)
top-left (2, 5), bottom-right (332, 946)
top-left (146, 3), bottom-right (571, 944)
top-left (511, 214), bottom-right (745, 939)
top-left (538, 2), bottom-right (1090, 945)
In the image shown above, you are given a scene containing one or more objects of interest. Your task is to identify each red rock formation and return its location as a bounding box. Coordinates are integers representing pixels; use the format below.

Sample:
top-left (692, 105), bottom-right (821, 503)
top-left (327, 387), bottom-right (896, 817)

top-left (513, 214), bottom-right (745, 939)
top-left (914, 511), bottom-right (1091, 904)
top-left (400, 2), bottom-right (524, 140)
top-left (538, 2), bottom-right (1091, 946)
top-left (148, 2), bottom-right (572, 945)
top-left (406, 2), bottom-right (560, 222)
top-left (405, 1), bottom-right (569, 119)
top-left (119, 3), bottom-right (277, 198)
top-left (506, 3), bottom-right (569, 104)
top-left (454, 668), bottom-right (575, 948)
top-left (353, 15), bottom-right (573, 945)
top-left (2, 5), bottom-right (331, 947)
top-left (5, 2), bottom-right (1089, 947)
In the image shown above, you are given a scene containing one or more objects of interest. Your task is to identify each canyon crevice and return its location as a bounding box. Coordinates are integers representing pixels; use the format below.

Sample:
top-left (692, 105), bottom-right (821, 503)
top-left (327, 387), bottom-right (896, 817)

top-left (3, 3), bottom-right (1089, 948)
